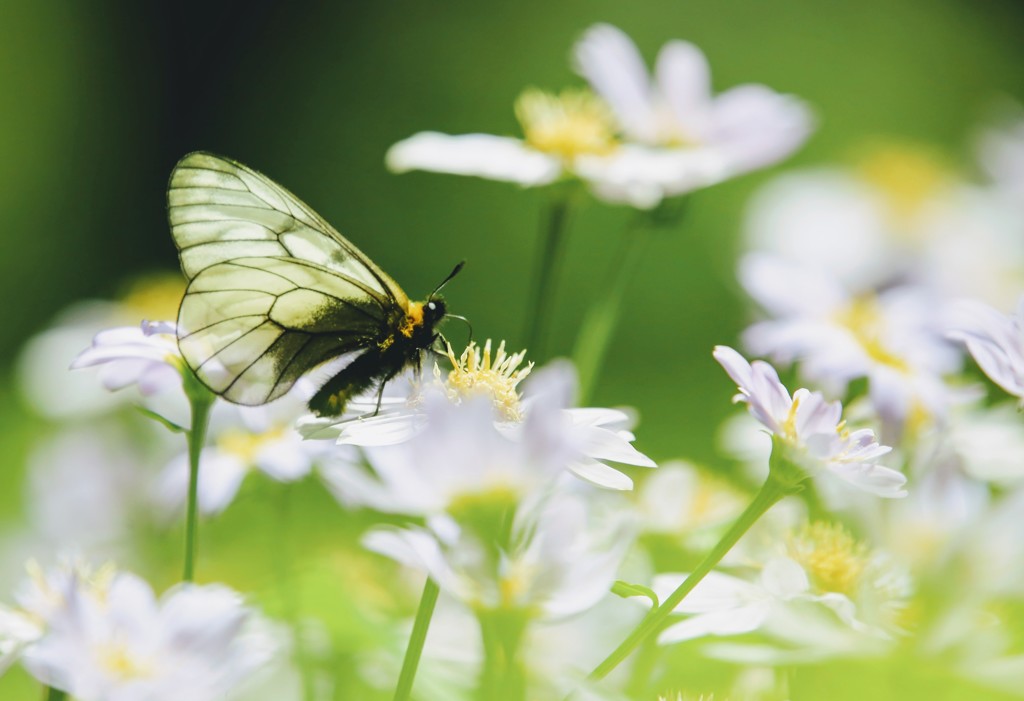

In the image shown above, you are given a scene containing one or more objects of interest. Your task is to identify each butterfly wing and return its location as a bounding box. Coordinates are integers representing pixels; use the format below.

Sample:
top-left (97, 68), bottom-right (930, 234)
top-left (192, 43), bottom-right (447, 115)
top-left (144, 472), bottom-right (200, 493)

top-left (169, 152), bottom-right (408, 404)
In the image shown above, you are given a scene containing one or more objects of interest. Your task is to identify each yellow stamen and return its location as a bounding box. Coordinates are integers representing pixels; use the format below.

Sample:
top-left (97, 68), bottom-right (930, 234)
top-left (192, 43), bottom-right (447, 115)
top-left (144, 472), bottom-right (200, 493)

top-left (787, 522), bottom-right (868, 596)
top-left (119, 274), bottom-right (187, 321)
top-left (96, 641), bottom-right (154, 680)
top-left (216, 425), bottom-right (288, 464)
top-left (833, 296), bottom-right (910, 373)
top-left (780, 393), bottom-right (802, 444)
top-left (444, 339), bottom-right (533, 421)
top-left (516, 88), bottom-right (618, 160)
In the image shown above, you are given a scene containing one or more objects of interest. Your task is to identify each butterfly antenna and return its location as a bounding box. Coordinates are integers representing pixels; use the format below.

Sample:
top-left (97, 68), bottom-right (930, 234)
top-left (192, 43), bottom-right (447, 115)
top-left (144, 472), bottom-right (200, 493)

top-left (430, 260), bottom-right (466, 298)
top-left (443, 314), bottom-right (473, 346)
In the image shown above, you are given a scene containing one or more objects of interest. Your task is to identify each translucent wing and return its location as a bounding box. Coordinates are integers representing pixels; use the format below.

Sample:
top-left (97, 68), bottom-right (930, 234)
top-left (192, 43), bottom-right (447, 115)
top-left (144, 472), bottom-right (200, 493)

top-left (168, 152), bottom-right (410, 404)
top-left (178, 257), bottom-right (389, 405)
top-left (168, 151), bottom-right (410, 308)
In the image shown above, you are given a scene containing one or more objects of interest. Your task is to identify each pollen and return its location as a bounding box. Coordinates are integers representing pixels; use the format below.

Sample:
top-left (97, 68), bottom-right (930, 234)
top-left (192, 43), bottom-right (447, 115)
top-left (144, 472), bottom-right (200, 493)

top-left (119, 273), bottom-right (187, 321)
top-left (515, 88), bottom-right (618, 160)
top-left (217, 425), bottom-right (288, 464)
top-left (400, 301), bottom-right (425, 338)
top-left (787, 521), bottom-right (868, 597)
top-left (780, 393), bottom-right (802, 444)
top-left (443, 339), bottom-right (533, 421)
top-left (833, 296), bottom-right (910, 373)
top-left (96, 641), bottom-right (154, 680)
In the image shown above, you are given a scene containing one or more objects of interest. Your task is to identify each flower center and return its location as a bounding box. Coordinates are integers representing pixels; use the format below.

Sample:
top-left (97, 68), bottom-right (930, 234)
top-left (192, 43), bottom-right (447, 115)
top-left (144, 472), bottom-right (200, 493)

top-left (444, 340), bottom-right (532, 421)
top-left (787, 522), bottom-right (867, 596)
top-left (216, 425), bottom-right (289, 464)
top-left (857, 143), bottom-right (951, 226)
top-left (833, 296), bottom-right (910, 373)
top-left (515, 89), bottom-right (618, 160)
top-left (120, 274), bottom-right (187, 321)
top-left (780, 393), bottom-right (803, 445)
top-left (96, 641), bottom-right (154, 681)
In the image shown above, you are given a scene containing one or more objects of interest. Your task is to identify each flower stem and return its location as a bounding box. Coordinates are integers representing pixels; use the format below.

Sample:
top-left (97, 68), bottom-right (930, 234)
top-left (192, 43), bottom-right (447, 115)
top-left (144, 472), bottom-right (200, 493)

top-left (182, 385), bottom-right (214, 583)
top-left (586, 478), bottom-right (788, 681)
top-left (477, 609), bottom-right (528, 701)
top-left (392, 577), bottom-right (441, 701)
top-left (523, 195), bottom-right (574, 359)
top-left (571, 223), bottom-right (650, 404)
top-left (43, 687), bottom-right (66, 701)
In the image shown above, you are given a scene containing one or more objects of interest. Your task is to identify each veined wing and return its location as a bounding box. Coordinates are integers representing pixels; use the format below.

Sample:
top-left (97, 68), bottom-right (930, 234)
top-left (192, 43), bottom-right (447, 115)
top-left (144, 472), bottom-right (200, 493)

top-left (167, 151), bottom-right (410, 309)
top-left (178, 256), bottom-right (387, 405)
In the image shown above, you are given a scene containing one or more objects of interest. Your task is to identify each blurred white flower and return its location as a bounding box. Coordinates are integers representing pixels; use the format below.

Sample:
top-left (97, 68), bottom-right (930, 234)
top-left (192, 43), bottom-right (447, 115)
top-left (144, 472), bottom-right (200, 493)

top-left (739, 254), bottom-right (961, 437)
top-left (947, 402), bottom-right (1024, 484)
top-left (635, 461), bottom-right (745, 543)
top-left (22, 570), bottom-right (278, 701)
top-left (742, 149), bottom-right (1024, 309)
top-left (311, 343), bottom-right (654, 493)
top-left (714, 346), bottom-right (906, 498)
top-left (571, 23), bottom-right (813, 208)
top-left (387, 88), bottom-right (617, 188)
top-left (365, 490), bottom-right (632, 621)
top-left (976, 106), bottom-right (1024, 206)
top-left (948, 297), bottom-right (1024, 403)
top-left (657, 521), bottom-right (909, 648)
top-left (155, 392), bottom-right (331, 516)
top-left (71, 320), bottom-right (184, 397)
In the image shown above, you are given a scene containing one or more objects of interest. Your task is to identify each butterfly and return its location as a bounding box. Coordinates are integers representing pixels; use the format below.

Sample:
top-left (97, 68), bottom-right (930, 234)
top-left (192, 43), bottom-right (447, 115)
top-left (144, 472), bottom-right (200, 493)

top-left (168, 151), bottom-right (462, 416)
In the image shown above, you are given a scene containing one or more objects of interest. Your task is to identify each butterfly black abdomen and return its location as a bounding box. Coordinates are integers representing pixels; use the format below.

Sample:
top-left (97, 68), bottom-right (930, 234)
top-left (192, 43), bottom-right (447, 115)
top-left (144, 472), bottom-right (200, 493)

top-left (307, 296), bottom-right (449, 417)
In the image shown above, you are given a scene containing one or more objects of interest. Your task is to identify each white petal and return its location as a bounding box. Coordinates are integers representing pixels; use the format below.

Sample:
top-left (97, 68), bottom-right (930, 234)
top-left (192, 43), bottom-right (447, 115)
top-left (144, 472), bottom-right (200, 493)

top-left (827, 461), bottom-right (907, 498)
top-left (568, 460), bottom-right (633, 491)
top-left (577, 145), bottom-right (727, 208)
top-left (658, 603), bottom-right (771, 643)
top-left (760, 558), bottom-right (809, 599)
top-left (709, 84), bottom-right (814, 174)
top-left (385, 132), bottom-right (560, 186)
top-left (654, 40), bottom-right (712, 137)
top-left (573, 23), bottom-right (657, 142)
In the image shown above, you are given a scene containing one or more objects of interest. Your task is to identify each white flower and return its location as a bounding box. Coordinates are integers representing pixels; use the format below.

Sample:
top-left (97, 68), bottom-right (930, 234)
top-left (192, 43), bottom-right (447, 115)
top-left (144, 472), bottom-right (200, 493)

top-left (713, 346), bottom-right (906, 497)
top-left (657, 522), bottom-right (909, 648)
top-left (571, 23), bottom-right (813, 208)
top-left (386, 88), bottom-right (618, 188)
top-left (311, 342), bottom-right (654, 494)
top-left (948, 297), bottom-right (1024, 402)
top-left (635, 461), bottom-right (744, 542)
top-left (21, 571), bottom-right (277, 701)
top-left (365, 490), bottom-right (632, 620)
top-left (742, 154), bottom-right (1024, 309)
top-left (739, 254), bottom-right (961, 437)
top-left (155, 393), bottom-right (331, 516)
top-left (71, 320), bottom-right (184, 396)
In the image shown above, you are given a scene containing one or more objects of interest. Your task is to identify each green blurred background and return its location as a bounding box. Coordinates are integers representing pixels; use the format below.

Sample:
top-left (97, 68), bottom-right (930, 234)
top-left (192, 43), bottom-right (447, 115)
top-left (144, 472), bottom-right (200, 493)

top-left (0, 1), bottom-right (1023, 697)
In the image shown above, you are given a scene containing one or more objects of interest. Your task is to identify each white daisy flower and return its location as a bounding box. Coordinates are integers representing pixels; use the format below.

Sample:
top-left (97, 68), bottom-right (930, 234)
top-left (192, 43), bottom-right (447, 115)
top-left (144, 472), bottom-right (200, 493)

top-left (310, 341), bottom-right (654, 493)
top-left (386, 88), bottom-right (618, 188)
top-left (71, 320), bottom-right (185, 397)
top-left (714, 346), bottom-right (906, 498)
top-left (21, 570), bottom-right (278, 701)
top-left (948, 297), bottom-right (1024, 403)
top-left (571, 23), bottom-right (813, 208)
top-left (739, 254), bottom-right (961, 438)
top-left (364, 490), bottom-right (632, 621)
top-left (657, 521), bottom-right (909, 647)
top-left (155, 392), bottom-right (332, 516)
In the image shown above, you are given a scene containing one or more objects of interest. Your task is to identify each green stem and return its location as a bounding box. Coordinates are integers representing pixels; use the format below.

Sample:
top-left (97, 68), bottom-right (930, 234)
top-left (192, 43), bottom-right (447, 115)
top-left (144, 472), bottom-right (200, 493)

top-left (477, 609), bottom-right (528, 701)
top-left (392, 578), bottom-right (441, 701)
top-left (586, 479), bottom-right (787, 681)
top-left (523, 196), bottom-right (573, 359)
top-left (571, 224), bottom-right (650, 404)
top-left (182, 389), bottom-right (213, 582)
top-left (43, 687), bottom-right (67, 701)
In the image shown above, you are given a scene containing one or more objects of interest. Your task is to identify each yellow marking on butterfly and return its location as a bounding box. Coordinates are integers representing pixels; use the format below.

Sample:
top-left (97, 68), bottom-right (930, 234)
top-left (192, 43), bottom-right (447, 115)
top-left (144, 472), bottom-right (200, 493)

top-left (399, 301), bottom-right (425, 338)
